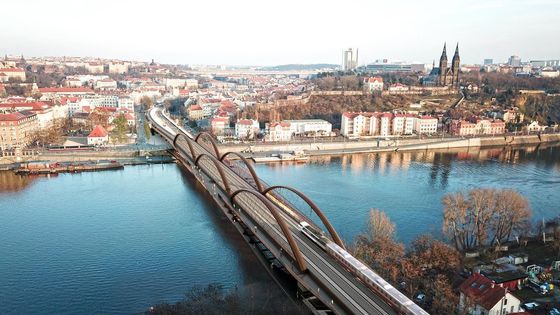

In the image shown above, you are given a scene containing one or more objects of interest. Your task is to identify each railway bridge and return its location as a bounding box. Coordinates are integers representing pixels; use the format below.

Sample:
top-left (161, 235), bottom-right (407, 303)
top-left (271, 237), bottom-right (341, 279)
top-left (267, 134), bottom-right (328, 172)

top-left (146, 107), bottom-right (427, 315)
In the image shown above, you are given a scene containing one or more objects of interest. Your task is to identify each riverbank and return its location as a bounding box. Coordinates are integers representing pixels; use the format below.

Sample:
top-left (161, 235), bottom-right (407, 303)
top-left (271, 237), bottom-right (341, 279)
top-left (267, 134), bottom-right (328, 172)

top-left (220, 133), bottom-right (560, 157)
top-left (0, 148), bottom-right (173, 170)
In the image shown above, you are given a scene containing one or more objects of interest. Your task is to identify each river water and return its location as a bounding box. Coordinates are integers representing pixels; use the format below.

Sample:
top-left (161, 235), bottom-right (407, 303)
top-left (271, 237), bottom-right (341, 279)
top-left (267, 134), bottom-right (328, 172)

top-left (1, 143), bottom-right (559, 314)
top-left (255, 143), bottom-right (560, 243)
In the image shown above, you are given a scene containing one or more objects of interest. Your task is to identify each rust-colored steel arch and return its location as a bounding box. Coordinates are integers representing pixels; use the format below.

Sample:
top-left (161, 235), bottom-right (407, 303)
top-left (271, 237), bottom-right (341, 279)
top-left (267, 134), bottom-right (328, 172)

top-left (263, 185), bottom-right (345, 249)
top-left (220, 152), bottom-right (263, 193)
top-left (194, 132), bottom-right (221, 159)
top-left (173, 133), bottom-right (197, 161)
top-left (230, 189), bottom-right (307, 273)
top-left (194, 153), bottom-right (231, 195)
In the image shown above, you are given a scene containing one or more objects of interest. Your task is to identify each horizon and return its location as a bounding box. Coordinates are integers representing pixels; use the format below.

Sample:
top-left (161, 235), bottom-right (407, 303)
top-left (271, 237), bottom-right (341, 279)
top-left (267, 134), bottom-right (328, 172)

top-left (2, 0), bottom-right (559, 66)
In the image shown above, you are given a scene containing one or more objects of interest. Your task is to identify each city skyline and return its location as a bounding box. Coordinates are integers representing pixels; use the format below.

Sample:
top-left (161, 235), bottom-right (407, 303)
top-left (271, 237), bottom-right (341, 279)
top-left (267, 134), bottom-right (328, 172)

top-left (2, 0), bottom-right (559, 66)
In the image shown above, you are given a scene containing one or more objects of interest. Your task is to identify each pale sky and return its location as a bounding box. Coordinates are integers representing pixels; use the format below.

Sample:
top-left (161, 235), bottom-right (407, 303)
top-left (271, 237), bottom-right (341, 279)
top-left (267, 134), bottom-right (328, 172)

top-left (2, 0), bottom-right (559, 66)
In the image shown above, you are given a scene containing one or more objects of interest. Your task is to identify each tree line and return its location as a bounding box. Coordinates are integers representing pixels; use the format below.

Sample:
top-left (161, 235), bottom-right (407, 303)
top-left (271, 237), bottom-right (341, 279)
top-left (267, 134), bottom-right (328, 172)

top-left (352, 188), bottom-right (532, 314)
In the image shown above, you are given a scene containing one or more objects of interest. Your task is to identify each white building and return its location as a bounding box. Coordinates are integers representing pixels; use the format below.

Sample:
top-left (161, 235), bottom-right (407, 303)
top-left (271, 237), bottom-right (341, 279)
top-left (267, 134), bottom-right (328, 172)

top-left (459, 273), bottom-right (522, 315)
top-left (117, 97), bottom-right (134, 111)
top-left (391, 114), bottom-right (416, 135)
top-left (387, 83), bottom-right (409, 93)
top-left (108, 62), bottom-right (129, 74)
top-left (235, 119), bottom-right (260, 139)
top-left (539, 68), bottom-right (560, 78)
top-left (379, 113), bottom-right (393, 136)
top-left (165, 78), bottom-right (187, 88)
top-left (0, 68), bottom-right (26, 82)
top-left (282, 119), bottom-right (332, 136)
top-left (95, 79), bottom-right (117, 90)
top-left (415, 116), bottom-right (438, 134)
top-left (341, 112), bottom-right (378, 137)
top-left (186, 79), bottom-right (199, 88)
top-left (87, 125), bottom-right (109, 145)
top-left (85, 62), bottom-right (104, 74)
top-left (367, 77), bottom-right (384, 92)
top-left (266, 122), bottom-right (292, 142)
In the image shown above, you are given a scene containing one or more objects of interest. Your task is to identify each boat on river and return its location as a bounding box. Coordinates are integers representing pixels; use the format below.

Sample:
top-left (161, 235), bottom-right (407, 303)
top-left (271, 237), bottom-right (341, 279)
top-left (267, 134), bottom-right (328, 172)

top-left (251, 150), bottom-right (309, 163)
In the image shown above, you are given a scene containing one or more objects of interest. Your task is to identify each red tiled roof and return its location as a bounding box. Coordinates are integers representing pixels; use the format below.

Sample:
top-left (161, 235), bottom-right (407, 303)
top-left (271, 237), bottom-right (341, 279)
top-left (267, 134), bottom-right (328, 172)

top-left (237, 119), bottom-right (254, 125)
top-left (0, 101), bottom-right (50, 111)
top-left (0, 68), bottom-right (25, 72)
top-left (458, 273), bottom-right (509, 310)
top-left (368, 76), bottom-right (383, 83)
top-left (88, 125), bottom-right (108, 138)
top-left (190, 105), bottom-right (202, 110)
top-left (39, 87), bottom-right (94, 93)
top-left (211, 117), bottom-right (229, 123)
top-left (0, 112), bottom-right (28, 122)
top-left (59, 97), bottom-right (81, 105)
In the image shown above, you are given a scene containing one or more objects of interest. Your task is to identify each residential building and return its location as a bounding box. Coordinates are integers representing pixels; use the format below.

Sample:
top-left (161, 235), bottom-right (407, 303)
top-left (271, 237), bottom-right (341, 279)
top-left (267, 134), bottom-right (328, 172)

top-left (392, 114), bottom-right (415, 135)
top-left (458, 273), bottom-right (522, 315)
top-left (367, 77), bottom-right (384, 92)
top-left (266, 122), bottom-right (292, 142)
top-left (282, 119), bottom-right (332, 136)
top-left (87, 125), bottom-right (109, 145)
top-left (117, 97), bottom-right (134, 111)
top-left (210, 117), bottom-right (229, 136)
top-left (108, 62), bottom-right (129, 74)
top-left (65, 78), bottom-right (83, 87)
top-left (415, 116), bottom-right (438, 134)
top-left (188, 105), bottom-right (205, 121)
top-left (526, 120), bottom-right (547, 133)
top-left (539, 68), bottom-right (560, 78)
top-left (0, 68), bottom-right (26, 82)
top-left (186, 79), bottom-right (199, 89)
top-left (95, 79), bottom-right (117, 90)
top-left (39, 87), bottom-right (95, 99)
top-left (341, 112), bottom-right (378, 137)
top-left (387, 83), bottom-right (409, 93)
top-left (450, 119), bottom-right (505, 136)
top-left (0, 111), bottom-right (38, 149)
top-left (85, 62), bottom-right (104, 74)
top-left (379, 113), bottom-right (393, 136)
top-left (235, 119), bottom-right (259, 139)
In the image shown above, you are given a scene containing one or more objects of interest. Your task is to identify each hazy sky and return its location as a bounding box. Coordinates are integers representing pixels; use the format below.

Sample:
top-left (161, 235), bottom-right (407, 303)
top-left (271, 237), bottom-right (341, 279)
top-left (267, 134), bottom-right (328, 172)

top-left (2, 0), bottom-right (559, 66)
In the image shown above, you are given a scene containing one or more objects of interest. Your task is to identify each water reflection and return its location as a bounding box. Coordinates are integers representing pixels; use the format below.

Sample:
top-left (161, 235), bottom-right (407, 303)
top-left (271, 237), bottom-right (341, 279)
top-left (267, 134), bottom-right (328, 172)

top-left (256, 143), bottom-right (560, 243)
top-left (0, 171), bottom-right (38, 193)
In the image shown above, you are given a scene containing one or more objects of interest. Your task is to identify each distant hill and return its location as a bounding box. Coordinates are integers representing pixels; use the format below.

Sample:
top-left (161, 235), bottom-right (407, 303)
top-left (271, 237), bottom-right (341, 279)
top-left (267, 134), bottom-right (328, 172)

top-left (257, 64), bottom-right (339, 71)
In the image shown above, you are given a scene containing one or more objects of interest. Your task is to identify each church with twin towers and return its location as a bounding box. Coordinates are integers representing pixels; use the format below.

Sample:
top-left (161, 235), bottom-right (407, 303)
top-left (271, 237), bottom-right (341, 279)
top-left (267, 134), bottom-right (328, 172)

top-left (437, 42), bottom-right (460, 87)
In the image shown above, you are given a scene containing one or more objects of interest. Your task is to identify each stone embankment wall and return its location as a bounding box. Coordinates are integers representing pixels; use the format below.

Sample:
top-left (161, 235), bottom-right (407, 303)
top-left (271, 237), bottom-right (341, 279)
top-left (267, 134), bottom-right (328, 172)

top-left (219, 134), bottom-right (560, 156)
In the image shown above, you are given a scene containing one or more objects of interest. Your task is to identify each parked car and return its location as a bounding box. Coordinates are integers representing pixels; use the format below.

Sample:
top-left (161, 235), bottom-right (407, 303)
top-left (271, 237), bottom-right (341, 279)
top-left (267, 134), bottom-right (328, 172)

top-left (521, 302), bottom-right (539, 311)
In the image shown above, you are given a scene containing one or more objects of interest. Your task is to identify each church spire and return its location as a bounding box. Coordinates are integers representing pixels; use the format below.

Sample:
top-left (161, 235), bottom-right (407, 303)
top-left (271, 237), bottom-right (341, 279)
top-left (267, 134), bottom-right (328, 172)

top-left (454, 43), bottom-right (459, 57)
top-left (441, 42), bottom-right (447, 58)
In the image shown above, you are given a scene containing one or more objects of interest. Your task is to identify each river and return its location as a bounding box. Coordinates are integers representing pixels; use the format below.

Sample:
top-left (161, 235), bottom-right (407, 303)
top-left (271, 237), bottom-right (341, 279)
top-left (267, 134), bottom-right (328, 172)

top-left (1, 143), bottom-right (559, 313)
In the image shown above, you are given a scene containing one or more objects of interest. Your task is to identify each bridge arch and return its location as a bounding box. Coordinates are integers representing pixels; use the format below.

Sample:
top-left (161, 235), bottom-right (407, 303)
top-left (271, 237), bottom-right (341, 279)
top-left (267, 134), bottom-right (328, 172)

top-left (263, 185), bottom-right (345, 249)
top-left (220, 152), bottom-right (263, 193)
top-left (173, 133), bottom-right (197, 161)
top-left (194, 132), bottom-right (221, 159)
top-left (194, 153), bottom-right (231, 195)
top-left (230, 189), bottom-right (307, 272)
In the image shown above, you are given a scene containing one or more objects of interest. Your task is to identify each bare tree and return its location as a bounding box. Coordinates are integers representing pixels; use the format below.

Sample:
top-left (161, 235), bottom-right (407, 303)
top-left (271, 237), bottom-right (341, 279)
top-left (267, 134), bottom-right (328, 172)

top-left (443, 188), bottom-right (532, 251)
